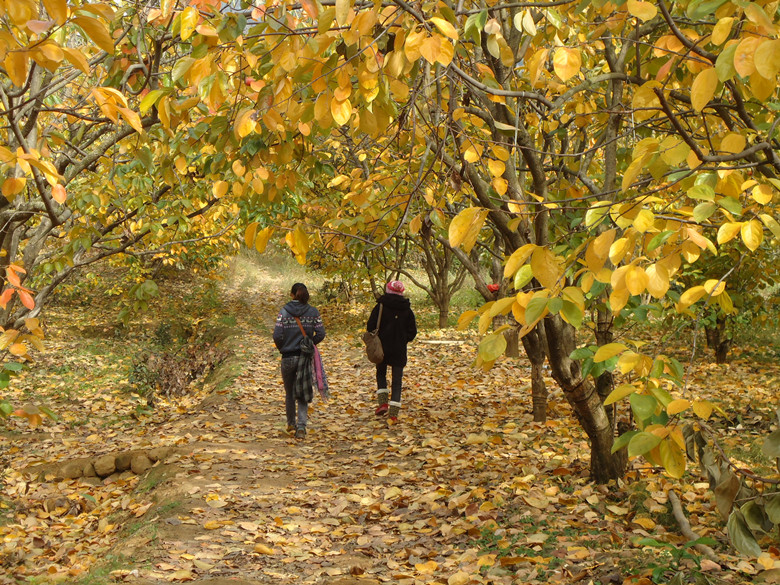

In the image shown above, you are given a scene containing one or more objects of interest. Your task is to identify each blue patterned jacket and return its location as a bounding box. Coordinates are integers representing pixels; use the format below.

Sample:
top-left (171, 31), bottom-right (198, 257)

top-left (273, 301), bottom-right (326, 357)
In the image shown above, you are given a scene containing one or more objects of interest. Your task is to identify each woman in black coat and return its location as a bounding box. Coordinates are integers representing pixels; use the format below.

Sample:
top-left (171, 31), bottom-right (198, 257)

top-left (367, 280), bottom-right (417, 422)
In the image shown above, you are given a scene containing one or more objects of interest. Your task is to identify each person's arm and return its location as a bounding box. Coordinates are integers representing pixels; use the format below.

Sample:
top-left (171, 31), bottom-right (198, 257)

top-left (273, 310), bottom-right (285, 350)
top-left (312, 309), bottom-right (326, 344)
top-left (407, 309), bottom-right (417, 342)
top-left (366, 304), bottom-right (379, 332)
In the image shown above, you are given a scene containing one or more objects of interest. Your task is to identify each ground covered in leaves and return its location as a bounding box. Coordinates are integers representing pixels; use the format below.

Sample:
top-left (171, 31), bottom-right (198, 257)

top-left (1, 256), bottom-right (779, 585)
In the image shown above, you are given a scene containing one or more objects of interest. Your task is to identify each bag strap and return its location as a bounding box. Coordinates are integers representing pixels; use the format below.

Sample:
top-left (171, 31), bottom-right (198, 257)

top-left (293, 316), bottom-right (308, 338)
top-left (372, 303), bottom-right (383, 334)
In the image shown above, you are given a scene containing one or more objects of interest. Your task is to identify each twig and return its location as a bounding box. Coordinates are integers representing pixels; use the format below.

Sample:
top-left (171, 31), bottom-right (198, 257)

top-left (667, 489), bottom-right (719, 563)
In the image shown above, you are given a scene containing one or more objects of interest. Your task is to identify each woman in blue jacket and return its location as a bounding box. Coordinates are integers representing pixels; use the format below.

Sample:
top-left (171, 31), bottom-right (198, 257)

top-left (273, 283), bottom-right (326, 440)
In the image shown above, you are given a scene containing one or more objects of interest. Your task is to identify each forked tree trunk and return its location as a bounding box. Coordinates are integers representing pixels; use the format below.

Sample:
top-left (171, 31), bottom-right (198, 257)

top-left (522, 326), bottom-right (547, 422)
top-left (544, 315), bottom-right (627, 482)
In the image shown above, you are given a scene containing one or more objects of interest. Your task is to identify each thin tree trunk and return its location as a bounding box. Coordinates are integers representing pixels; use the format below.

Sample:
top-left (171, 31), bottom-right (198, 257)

top-left (523, 327), bottom-right (547, 422)
top-left (595, 308), bottom-right (616, 429)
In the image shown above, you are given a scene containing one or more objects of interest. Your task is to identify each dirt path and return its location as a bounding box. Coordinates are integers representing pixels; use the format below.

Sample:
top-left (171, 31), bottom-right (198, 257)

top-left (2, 262), bottom-right (675, 585)
top-left (104, 268), bottom-right (579, 585)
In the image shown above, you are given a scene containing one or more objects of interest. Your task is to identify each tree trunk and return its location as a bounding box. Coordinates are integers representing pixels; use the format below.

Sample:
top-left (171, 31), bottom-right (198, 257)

top-left (504, 326), bottom-right (520, 359)
top-left (522, 326), bottom-right (547, 422)
top-left (705, 315), bottom-right (730, 364)
top-left (594, 308), bottom-right (616, 429)
top-left (544, 315), bottom-right (627, 482)
top-left (438, 299), bottom-right (449, 329)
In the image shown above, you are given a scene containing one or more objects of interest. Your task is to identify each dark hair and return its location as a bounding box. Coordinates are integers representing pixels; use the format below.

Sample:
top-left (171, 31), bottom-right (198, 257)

top-left (291, 283), bottom-right (309, 304)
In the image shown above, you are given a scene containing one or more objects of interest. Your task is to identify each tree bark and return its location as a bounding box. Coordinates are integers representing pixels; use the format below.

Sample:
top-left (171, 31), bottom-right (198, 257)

top-left (544, 315), bottom-right (627, 482)
top-left (705, 315), bottom-right (731, 364)
top-left (522, 326), bottom-right (548, 422)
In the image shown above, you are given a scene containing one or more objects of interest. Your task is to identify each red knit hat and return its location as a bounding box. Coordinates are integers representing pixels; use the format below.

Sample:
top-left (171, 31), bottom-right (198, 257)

top-left (386, 280), bottom-right (405, 295)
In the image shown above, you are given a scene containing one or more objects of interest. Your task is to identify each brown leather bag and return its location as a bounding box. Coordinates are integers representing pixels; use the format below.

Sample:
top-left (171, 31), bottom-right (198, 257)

top-left (361, 304), bottom-right (384, 364)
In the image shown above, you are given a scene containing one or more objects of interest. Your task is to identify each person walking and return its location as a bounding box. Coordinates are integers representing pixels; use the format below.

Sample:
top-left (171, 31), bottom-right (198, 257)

top-left (273, 283), bottom-right (326, 440)
top-left (367, 280), bottom-right (417, 423)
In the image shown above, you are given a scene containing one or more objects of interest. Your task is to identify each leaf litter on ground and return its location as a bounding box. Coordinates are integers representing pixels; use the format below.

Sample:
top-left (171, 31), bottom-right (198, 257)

top-left (0, 260), bottom-right (778, 584)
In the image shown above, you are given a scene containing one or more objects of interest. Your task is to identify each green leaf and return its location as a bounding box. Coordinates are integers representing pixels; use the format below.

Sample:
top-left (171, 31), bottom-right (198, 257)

top-left (611, 430), bottom-right (638, 453)
top-left (727, 510), bottom-right (762, 557)
top-left (547, 298), bottom-right (563, 314)
top-left (647, 230), bottom-right (674, 252)
top-left (569, 347), bottom-right (594, 360)
top-left (765, 493), bottom-right (780, 524)
top-left (687, 184), bottom-right (715, 201)
top-left (513, 264), bottom-right (534, 290)
top-left (524, 297), bottom-right (548, 325)
top-left (171, 57), bottom-right (195, 84)
top-left (763, 430), bottom-right (780, 458)
top-left (648, 385), bottom-right (672, 408)
top-left (561, 300), bottom-right (583, 328)
top-left (715, 43), bottom-right (738, 82)
top-left (628, 431), bottom-right (662, 457)
top-left (687, 0), bottom-right (729, 19)
top-left (139, 89), bottom-right (166, 114)
top-left (630, 393), bottom-right (658, 423)
top-left (0, 400), bottom-right (12, 417)
top-left (718, 196), bottom-right (742, 216)
top-left (741, 501), bottom-right (769, 534)
top-left (3, 362), bottom-right (23, 372)
top-left (478, 332), bottom-right (507, 362)
top-left (693, 201), bottom-right (717, 223)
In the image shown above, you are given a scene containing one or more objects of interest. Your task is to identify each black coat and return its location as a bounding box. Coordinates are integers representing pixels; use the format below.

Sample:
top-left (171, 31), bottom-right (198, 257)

top-left (367, 294), bottom-right (417, 367)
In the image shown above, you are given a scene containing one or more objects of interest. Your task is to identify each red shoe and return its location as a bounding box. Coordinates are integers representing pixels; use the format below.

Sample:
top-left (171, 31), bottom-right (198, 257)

top-left (375, 403), bottom-right (389, 416)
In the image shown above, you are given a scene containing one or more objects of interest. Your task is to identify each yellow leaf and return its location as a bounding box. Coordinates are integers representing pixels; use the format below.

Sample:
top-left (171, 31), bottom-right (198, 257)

top-left (692, 400), bottom-right (713, 420)
top-left (331, 98), bottom-right (352, 126)
top-left (609, 237), bottom-right (632, 265)
top-left (627, 0), bottom-right (657, 22)
top-left (213, 180), bottom-right (229, 199)
top-left (420, 36), bottom-right (441, 64)
top-left (117, 107), bottom-right (143, 134)
top-left (754, 40), bottom-right (780, 80)
top-left (593, 343), bottom-right (627, 363)
top-left (415, 560), bottom-right (438, 574)
top-left (717, 221), bottom-right (742, 244)
top-left (711, 17), bottom-right (733, 46)
top-left (720, 133), bottom-right (746, 154)
top-left (2, 177), bottom-right (26, 200)
top-left (679, 285), bottom-right (706, 309)
top-left (734, 36), bottom-right (761, 78)
top-left (335, 0), bottom-right (351, 26)
top-left (73, 16), bottom-right (115, 54)
top-left (625, 265), bottom-right (648, 296)
top-left (180, 7), bottom-right (199, 41)
top-left (703, 279), bottom-right (725, 296)
top-left (553, 47), bottom-right (581, 82)
top-left (244, 223), bottom-right (258, 248)
top-left (4, 52), bottom-right (28, 87)
top-left (604, 383), bottom-right (637, 405)
top-left (488, 297), bottom-right (516, 318)
top-left (457, 310), bottom-right (478, 331)
top-left (690, 68), bottom-right (718, 112)
top-left (740, 219), bottom-right (763, 251)
top-left (43, 0), bottom-right (69, 25)
top-left (448, 571), bottom-right (471, 585)
top-left (645, 264), bottom-right (670, 299)
top-left (666, 399), bottom-right (691, 415)
top-left (659, 438), bottom-right (685, 479)
top-left (585, 229), bottom-right (616, 273)
top-left (488, 159), bottom-right (505, 177)
top-left (253, 544), bottom-right (275, 554)
top-left (255, 227), bottom-right (273, 253)
top-left (430, 17), bottom-right (458, 41)
top-left (633, 517), bottom-right (657, 530)
top-left (9, 343), bottom-right (27, 356)
top-left (448, 207), bottom-right (488, 253)
top-left (504, 244), bottom-right (536, 278)
top-left (633, 209), bottom-right (655, 233)
top-left (436, 39), bottom-right (455, 66)
top-left (530, 247), bottom-right (561, 289)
